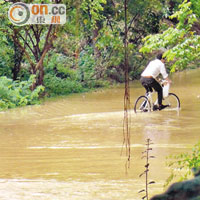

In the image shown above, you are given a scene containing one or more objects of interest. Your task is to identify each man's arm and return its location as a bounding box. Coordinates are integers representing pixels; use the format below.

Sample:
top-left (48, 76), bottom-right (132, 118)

top-left (165, 76), bottom-right (172, 84)
top-left (160, 62), bottom-right (172, 83)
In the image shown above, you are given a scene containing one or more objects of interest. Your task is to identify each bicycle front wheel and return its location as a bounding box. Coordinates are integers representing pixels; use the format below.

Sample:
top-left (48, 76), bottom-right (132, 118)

top-left (163, 93), bottom-right (180, 110)
top-left (134, 96), bottom-right (151, 113)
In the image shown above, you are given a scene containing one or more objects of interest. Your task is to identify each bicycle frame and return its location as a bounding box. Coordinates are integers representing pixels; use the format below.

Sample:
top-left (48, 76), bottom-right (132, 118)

top-left (145, 92), bottom-right (158, 111)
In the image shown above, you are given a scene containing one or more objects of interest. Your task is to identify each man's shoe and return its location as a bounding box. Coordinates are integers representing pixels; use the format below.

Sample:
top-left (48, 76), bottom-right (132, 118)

top-left (159, 104), bottom-right (169, 110)
top-left (153, 105), bottom-right (159, 111)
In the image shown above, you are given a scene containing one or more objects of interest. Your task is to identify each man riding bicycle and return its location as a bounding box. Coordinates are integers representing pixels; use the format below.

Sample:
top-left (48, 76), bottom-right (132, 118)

top-left (140, 53), bottom-right (171, 111)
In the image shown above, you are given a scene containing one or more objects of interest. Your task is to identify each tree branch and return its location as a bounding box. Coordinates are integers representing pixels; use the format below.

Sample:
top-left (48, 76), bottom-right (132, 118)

top-left (30, 25), bottom-right (42, 59)
top-left (25, 28), bottom-right (36, 51)
top-left (128, 14), bottom-right (139, 31)
top-left (41, 24), bottom-right (53, 54)
top-left (36, 25), bottom-right (58, 71)
top-left (17, 31), bottom-right (35, 57)
top-left (12, 30), bottom-right (35, 70)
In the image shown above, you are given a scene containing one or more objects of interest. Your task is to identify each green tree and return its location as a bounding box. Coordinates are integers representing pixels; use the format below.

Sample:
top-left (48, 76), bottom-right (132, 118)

top-left (0, 0), bottom-right (62, 88)
top-left (140, 0), bottom-right (200, 72)
top-left (94, 0), bottom-right (167, 80)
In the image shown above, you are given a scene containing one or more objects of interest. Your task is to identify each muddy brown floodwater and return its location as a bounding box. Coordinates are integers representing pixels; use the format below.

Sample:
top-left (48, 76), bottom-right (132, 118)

top-left (0, 69), bottom-right (200, 200)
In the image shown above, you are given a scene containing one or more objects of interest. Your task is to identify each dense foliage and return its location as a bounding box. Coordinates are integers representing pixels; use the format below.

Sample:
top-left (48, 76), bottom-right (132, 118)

top-left (0, 75), bottom-right (44, 111)
top-left (140, 0), bottom-right (200, 72)
top-left (0, 0), bottom-right (199, 110)
top-left (165, 142), bottom-right (200, 186)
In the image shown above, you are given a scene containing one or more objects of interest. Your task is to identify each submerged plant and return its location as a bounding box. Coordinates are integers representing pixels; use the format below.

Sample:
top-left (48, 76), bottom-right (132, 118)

top-left (138, 138), bottom-right (155, 200)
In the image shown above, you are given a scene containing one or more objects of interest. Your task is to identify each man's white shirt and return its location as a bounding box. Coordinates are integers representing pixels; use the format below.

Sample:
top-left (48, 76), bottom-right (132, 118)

top-left (141, 59), bottom-right (168, 79)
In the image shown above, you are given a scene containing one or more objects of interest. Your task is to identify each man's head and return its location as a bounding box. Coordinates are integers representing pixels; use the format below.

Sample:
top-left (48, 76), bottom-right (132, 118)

top-left (157, 53), bottom-right (165, 63)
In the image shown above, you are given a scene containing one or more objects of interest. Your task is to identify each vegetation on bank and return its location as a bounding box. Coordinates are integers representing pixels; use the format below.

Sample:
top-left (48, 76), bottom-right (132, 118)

top-left (165, 141), bottom-right (200, 187)
top-left (0, 75), bottom-right (44, 111)
top-left (0, 0), bottom-right (199, 110)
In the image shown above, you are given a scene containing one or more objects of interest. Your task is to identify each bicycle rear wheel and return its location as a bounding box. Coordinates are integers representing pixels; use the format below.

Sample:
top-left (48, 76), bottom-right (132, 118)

top-left (134, 96), bottom-right (151, 113)
top-left (163, 93), bottom-right (180, 110)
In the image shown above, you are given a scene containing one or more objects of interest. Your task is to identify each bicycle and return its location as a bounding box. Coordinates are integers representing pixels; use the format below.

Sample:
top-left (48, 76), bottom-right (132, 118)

top-left (134, 80), bottom-right (180, 113)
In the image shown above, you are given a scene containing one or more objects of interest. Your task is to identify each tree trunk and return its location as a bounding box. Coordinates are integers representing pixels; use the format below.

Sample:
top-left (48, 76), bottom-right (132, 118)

top-left (34, 43), bottom-right (52, 88)
top-left (37, 61), bottom-right (44, 86)
top-left (12, 43), bottom-right (23, 80)
top-left (93, 21), bottom-right (101, 58)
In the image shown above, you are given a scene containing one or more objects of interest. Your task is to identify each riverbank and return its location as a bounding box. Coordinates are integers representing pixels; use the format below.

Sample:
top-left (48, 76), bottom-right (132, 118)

top-left (1, 67), bottom-right (199, 112)
top-left (0, 73), bottom-right (113, 112)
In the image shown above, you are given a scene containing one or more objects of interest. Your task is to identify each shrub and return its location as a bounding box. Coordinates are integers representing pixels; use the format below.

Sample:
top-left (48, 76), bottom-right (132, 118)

top-left (0, 75), bottom-right (44, 111)
top-left (165, 141), bottom-right (200, 187)
top-left (44, 73), bottom-right (85, 96)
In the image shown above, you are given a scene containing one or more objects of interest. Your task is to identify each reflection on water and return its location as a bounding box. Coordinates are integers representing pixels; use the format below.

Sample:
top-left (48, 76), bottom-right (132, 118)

top-left (0, 69), bottom-right (200, 199)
